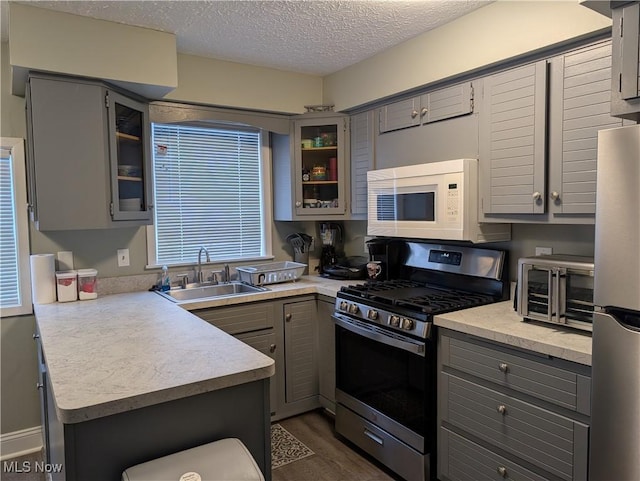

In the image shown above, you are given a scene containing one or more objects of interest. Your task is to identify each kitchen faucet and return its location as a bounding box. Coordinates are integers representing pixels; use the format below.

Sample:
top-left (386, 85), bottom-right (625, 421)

top-left (196, 246), bottom-right (210, 283)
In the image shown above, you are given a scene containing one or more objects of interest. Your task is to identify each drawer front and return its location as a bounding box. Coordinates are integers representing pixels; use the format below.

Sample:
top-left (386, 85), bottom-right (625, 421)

top-left (193, 302), bottom-right (275, 335)
top-left (336, 404), bottom-right (428, 481)
top-left (441, 373), bottom-right (589, 481)
top-left (442, 335), bottom-right (591, 414)
top-left (439, 427), bottom-right (551, 481)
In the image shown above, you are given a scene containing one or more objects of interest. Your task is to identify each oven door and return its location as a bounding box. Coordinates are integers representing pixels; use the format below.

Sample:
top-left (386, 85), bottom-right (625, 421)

top-left (333, 312), bottom-right (434, 453)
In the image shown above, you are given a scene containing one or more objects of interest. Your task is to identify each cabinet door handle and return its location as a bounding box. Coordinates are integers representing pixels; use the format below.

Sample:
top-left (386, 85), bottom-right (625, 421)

top-left (33, 333), bottom-right (40, 340)
top-left (269, 344), bottom-right (277, 353)
top-left (295, 201), bottom-right (302, 207)
top-left (550, 191), bottom-right (560, 201)
top-left (497, 466), bottom-right (508, 478)
top-left (411, 109), bottom-right (419, 119)
top-left (420, 107), bottom-right (428, 116)
top-left (498, 362), bottom-right (509, 373)
top-left (285, 313), bottom-right (292, 322)
top-left (532, 191), bottom-right (542, 201)
top-left (36, 382), bottom-right (44, 390)
top-left (497, 404), bottom-right (507, 415)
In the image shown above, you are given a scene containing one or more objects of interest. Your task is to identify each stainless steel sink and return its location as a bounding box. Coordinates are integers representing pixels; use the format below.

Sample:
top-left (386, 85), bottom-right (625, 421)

top-left (156, 282), bottom-right (269, 302)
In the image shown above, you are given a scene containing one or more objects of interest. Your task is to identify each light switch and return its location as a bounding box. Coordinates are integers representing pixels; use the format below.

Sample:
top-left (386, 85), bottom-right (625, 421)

top-left (117, 249), bottom-right (130, 267)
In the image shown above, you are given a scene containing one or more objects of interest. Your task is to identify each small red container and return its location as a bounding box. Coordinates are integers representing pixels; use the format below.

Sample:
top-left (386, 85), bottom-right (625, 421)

top-left (328, 157), bottom-right (337, 181)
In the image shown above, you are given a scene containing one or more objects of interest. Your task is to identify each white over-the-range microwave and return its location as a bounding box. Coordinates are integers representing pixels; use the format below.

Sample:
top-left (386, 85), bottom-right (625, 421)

top-left (367, 159), bottom-right (511, 243)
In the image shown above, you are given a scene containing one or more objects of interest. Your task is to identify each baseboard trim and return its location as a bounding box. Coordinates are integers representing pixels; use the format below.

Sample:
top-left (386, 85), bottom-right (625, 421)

top-left (0, 426), bottom-right (43, 461)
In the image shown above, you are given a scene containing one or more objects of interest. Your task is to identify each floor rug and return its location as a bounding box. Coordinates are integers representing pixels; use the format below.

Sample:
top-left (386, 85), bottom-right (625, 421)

top-left (271, 423), bottom-right (315, 469)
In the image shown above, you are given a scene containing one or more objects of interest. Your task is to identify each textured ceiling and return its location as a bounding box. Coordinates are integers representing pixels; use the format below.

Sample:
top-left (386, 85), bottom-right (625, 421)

top-left (2, 1), bottom-right (492, 76)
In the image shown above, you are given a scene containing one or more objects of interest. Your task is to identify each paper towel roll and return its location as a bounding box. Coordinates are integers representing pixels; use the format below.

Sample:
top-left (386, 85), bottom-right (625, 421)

top-left (30, 254), bottom-right (56, 304)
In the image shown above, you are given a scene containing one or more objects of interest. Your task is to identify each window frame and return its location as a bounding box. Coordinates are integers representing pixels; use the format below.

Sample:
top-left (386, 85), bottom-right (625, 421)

top-left (145, 123), bottom-right (273, 269)
top-left (0, 137), bottom-right (32, 317)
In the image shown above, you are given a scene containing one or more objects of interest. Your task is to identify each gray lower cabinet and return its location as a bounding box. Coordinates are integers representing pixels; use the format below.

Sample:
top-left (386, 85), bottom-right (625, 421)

top-left (26, 73), bottom-right (153, 230)
top-left (192, 296), bottom-right (320, 421)
top-left (437, 329), bottom-right (591, 481)
top-left (280, 297), bottom-right (320, 418)
top-left (611, 1), bottom-right (640, 120)
top-left (316, 296), bottom-right (336, 412)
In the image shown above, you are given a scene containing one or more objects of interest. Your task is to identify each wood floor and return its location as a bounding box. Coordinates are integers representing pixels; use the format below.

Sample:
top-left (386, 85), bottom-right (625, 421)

top-left (272, 409), bottom-right (402, 481)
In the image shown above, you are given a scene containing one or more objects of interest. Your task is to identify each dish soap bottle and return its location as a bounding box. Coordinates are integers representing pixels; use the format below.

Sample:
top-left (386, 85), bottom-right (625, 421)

top-left (160, 265), bottom-right (171, 292)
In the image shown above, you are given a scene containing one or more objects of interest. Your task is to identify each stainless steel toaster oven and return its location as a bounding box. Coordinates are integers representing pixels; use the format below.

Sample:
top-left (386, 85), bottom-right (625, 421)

top-left (516, 254), bottom-right (595, 331)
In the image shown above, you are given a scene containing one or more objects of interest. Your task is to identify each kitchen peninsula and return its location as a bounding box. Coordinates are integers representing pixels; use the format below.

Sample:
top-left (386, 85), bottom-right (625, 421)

top-left (34, 292), bottom-right (276, 481)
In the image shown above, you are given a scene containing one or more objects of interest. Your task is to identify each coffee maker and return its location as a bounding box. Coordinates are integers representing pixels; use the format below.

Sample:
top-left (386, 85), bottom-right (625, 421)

top-left (318, 223), bottom-right (342, 275)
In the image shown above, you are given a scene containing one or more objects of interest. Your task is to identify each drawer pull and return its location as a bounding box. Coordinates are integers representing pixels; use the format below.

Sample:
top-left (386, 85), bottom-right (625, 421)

top-left (269, 344), bottom-right (276, 353)
top-left (497, 404), bottom-right (507, 415)
top-left (498, 362), bottom-right (509, 373)
top-left (364, 428), bottom-right (384, 446)
top-left (497, 466), bottom-right (508, 478)
top-left (285, 313), bottom-right (292, 322)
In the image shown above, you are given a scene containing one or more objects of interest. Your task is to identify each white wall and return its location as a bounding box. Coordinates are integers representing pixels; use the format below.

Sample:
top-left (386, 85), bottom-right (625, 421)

top-left (323, 1), bottom-right (611, 111)
top-left (166, 54), bottom-right (322, 114)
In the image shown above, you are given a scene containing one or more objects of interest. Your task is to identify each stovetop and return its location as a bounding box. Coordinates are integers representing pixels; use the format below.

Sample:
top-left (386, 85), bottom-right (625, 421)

top-left (338, 279), bottom-right (497, 317)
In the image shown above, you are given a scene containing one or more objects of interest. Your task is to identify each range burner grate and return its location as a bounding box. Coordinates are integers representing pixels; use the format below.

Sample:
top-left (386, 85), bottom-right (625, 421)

top-left (340, 280), bottom-right (496, 315)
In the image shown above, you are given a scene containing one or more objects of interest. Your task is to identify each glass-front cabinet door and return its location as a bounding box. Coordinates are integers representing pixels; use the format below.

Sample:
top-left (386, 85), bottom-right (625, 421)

top-left (107, 90), bottom-right (153, 222)
top-left (294, 116), bottom-right (347, 216)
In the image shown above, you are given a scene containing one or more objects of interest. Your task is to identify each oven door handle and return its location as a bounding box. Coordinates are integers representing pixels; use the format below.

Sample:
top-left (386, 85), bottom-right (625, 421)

top-left (333, 313), bottom-right (426, 357)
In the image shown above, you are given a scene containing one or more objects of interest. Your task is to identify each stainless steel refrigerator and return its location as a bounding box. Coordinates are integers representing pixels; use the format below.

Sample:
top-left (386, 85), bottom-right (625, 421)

top-left (590, 124), bottom-right (640, 481)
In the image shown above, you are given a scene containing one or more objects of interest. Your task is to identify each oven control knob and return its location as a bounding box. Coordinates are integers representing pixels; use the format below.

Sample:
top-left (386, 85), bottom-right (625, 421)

top-left (401, 318), bottom-right (415, 330)
top-left (367, 309), bottom-right (379, 320)
top-left (389, 315), bottom-right (400, 327)
top-left (348, 303), bottom-right (360, 314)
top-left (339, 301), bottom-right (349, 311)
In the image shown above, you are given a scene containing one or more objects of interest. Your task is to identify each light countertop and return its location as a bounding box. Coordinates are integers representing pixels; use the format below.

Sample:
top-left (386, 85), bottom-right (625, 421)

top-left (35, 275), bottom-right (592, 426)
top-left (434, 301), bottom-right (593, 366)
top-left (34, 276), bottom-right (357, 424)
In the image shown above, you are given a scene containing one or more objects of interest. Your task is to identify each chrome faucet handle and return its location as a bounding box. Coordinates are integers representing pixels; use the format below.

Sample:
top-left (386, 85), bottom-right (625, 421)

top-left (208, 271), bottom-right (219, 284)
top-left (176, 274), bottom-right (190, 288)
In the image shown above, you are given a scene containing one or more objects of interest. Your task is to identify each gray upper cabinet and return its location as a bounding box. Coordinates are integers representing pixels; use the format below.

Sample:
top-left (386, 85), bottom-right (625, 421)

top-left (273, 114), bottom-right (351, 220)
top-left (26, 73), bottom-right (152, 231)
top-left (378, 97), bottom-right (422, 133)
top-left (479, 61), bottom-right (548, 215)
top-left (422, 81), bottom-right (474, 123)
top-left (349, 110), bottom-right (375, 218)
top-left (548, 40), bottom-right (624, 216)
top-left (378, 82), bottom-right (474, 134)
top-left (611, 1), bottom-right (640, 120)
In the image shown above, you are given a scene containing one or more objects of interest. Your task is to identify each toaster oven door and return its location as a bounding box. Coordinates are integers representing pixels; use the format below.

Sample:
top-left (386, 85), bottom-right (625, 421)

top-left (518, 264), bottom-right (565, 324)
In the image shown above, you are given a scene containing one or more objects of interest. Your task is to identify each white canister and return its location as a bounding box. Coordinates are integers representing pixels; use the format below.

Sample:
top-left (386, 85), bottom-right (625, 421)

top-left (77, 269), bottom-right (98, 300)
top-left (55, 270), bottom-right (78, 302)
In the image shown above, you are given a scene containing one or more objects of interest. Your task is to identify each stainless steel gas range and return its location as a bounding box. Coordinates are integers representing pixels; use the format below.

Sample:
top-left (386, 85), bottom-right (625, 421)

top-left (333, 241), bottom-right (508, 481)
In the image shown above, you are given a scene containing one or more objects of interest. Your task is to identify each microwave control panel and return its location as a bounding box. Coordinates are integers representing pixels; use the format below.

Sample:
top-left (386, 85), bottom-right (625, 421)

top-left (446, 183), bottom-right (460, 222)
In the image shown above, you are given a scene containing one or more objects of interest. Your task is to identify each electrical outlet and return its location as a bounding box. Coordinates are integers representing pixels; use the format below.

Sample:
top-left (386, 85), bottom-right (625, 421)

top-left (535, 246), bottom-right (553, 256)
top-left (117, 248), bottom-right (130, 267)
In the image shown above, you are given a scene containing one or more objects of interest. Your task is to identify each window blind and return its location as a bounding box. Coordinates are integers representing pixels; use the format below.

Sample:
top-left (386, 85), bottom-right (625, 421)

top-left (151, 124), bottom-right (264, 265)
top-left (0, 148), bottom-right (21, 309)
